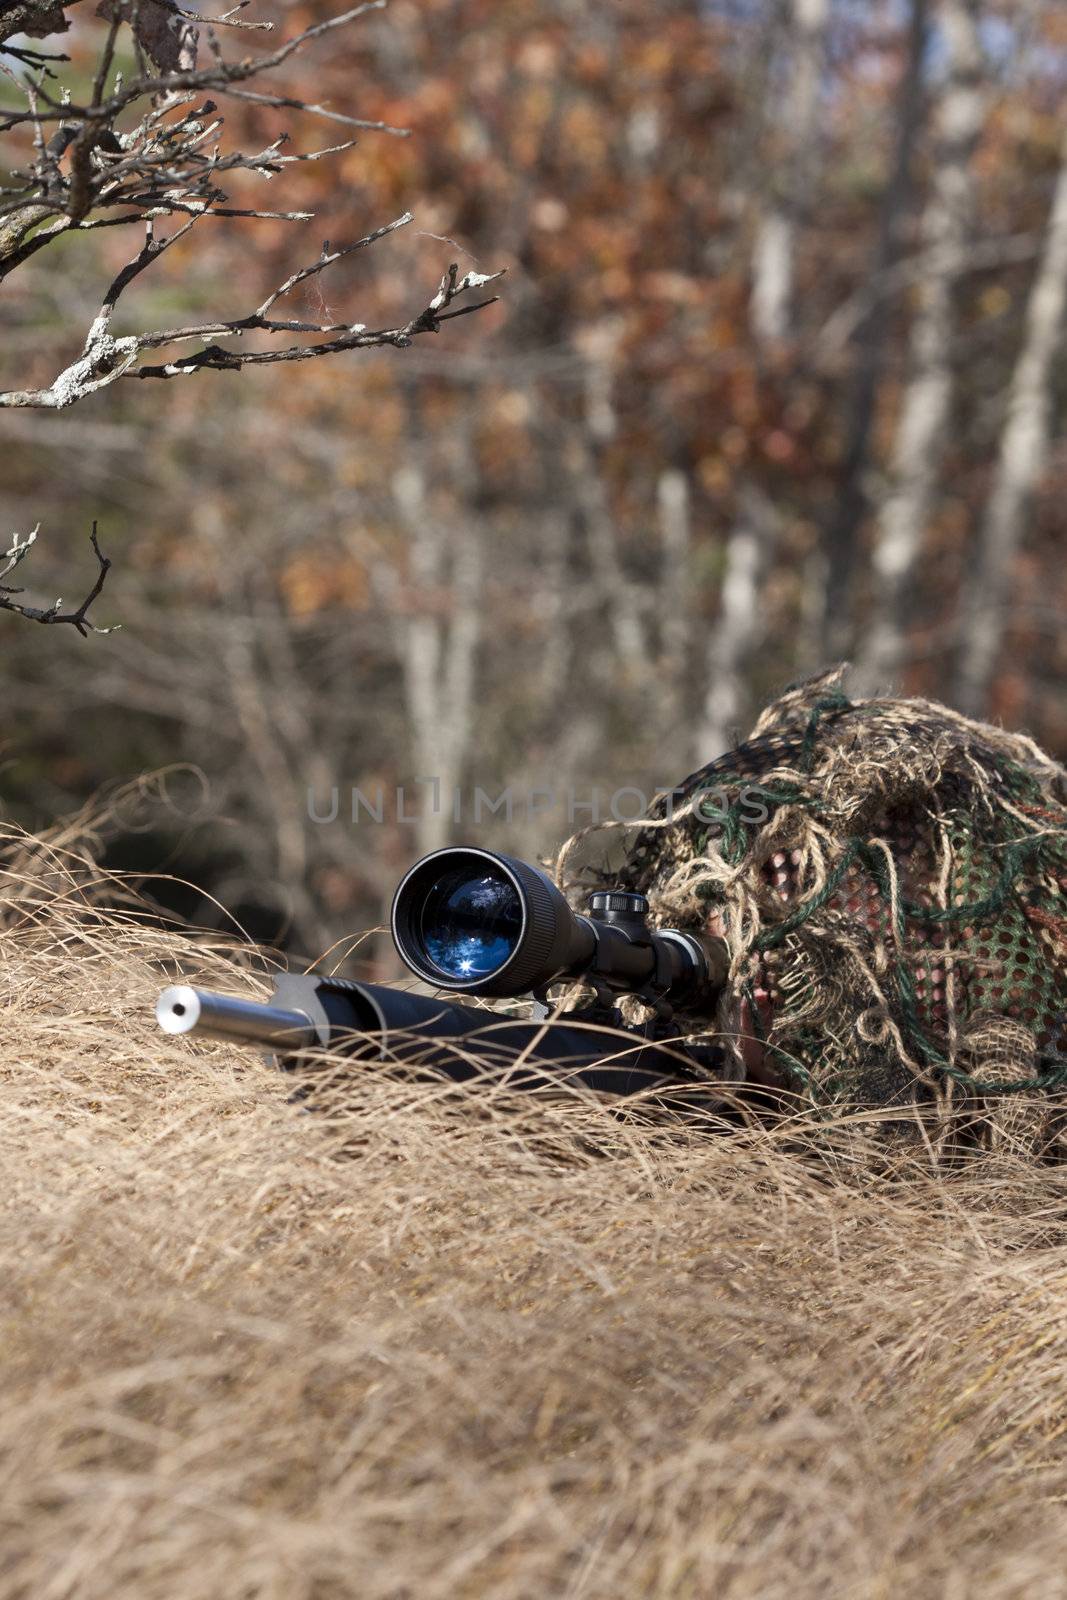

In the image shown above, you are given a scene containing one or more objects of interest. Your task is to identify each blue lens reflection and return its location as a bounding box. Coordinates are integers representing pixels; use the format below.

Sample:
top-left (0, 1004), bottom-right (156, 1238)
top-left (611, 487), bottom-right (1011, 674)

top-left (418, 865), bottom-right (523, 979)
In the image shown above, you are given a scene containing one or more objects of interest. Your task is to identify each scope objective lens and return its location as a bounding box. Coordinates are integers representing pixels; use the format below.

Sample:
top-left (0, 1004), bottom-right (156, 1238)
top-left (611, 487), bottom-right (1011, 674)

top-left (416, 864), bottom-right (524, 981)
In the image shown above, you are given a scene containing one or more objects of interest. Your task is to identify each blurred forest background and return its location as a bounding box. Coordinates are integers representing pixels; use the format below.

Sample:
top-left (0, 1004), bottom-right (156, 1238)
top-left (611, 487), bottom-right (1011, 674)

top-left (2, 0), bottom-right (1066, 966)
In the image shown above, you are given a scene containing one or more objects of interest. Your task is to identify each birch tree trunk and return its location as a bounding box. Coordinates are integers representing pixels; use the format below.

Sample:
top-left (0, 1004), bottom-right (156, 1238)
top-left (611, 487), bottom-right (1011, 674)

top-left (696, 486), bottom-right (780, 763)
top-left (953, 123), bottom-right (1067, 717)
top-left (854, 0), bottom-right (985, 694)
top-left (390, 463), bottom-right (483, 857)
top-left (576, 357), bottom-right (650, 679)
top-left (750, 0), bottom-right (830, 344)
top-left (817, 0), bottom-right (930, 660)
top-left (657, 468), bottom-right (692, 741)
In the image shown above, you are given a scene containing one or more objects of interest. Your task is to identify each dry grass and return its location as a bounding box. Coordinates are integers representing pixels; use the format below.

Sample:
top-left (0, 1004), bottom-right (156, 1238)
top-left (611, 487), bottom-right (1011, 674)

top-left (4, 820), bottom-right (1067, 1600)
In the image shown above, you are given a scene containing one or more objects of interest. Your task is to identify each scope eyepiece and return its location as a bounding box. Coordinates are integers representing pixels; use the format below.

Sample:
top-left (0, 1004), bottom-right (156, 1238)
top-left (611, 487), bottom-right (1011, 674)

top-left (391, 847), bottom-right (595, 997)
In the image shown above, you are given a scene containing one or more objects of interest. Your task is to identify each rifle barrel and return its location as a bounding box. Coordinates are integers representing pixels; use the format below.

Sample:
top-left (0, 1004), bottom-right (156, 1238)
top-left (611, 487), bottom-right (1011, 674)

top-left (156, 985), bottom-right (317, 1051)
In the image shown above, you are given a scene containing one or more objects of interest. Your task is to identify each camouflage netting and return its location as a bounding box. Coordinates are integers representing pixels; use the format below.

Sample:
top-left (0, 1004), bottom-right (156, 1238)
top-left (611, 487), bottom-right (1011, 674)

top-left (578, 669), bottom-right (1067, 1157)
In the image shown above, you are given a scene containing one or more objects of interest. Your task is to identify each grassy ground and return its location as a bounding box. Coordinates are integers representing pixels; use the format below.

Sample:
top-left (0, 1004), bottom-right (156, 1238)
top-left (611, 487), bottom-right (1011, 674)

top-left (3, 822), bottom-right (1067, 1600)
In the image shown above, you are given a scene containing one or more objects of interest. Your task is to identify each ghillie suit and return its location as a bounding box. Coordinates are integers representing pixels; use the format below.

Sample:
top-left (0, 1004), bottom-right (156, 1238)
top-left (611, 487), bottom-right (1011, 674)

top-left (610, 670), bottom-right (1067, 1159)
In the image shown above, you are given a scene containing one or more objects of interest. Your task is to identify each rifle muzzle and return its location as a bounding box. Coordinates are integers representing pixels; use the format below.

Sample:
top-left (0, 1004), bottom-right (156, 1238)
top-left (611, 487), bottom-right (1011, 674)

top-left (157, 985), bottom-right (318, 1052)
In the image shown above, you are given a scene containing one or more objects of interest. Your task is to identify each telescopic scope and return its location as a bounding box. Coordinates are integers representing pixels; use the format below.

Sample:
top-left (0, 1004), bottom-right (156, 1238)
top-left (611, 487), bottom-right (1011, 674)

top-left (390, 846), bottom-right (727, 1005)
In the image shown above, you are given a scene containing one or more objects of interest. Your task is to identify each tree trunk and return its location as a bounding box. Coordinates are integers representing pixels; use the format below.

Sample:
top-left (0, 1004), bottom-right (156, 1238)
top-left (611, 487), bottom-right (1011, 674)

top-left (817, 0), bottom-right (931, 661)
top-left (575, 356), bottom-right (650, 680)
top-left (855, 0), bottom-right (985, 694)
top-left (697, 486), bottom-right (780, 763)
top-left (750, 0), bottom-right (830, 344)
top-left (952, 124), bottom-right (1067, 718)
top-left (657, 467), bottom-right (692, 742)
top-left (390, 463), bottom-right (483, 857)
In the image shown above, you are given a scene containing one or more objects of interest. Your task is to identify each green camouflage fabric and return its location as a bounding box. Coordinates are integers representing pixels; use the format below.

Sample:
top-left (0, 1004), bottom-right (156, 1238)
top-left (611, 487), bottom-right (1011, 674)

top-left (611, 669), bottom-right (1067, 1157)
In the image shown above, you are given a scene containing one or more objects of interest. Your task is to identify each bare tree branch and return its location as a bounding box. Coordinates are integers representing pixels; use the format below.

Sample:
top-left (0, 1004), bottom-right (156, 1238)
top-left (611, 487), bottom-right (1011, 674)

top-left (1, 2), bottom-right (502, 400)
top-left (0, 3), bottom-right (397, 126)
top-left (0, 0), bottom-right (502, 627)
top-left (0, 0), bottom-right (72, 46)
top-left (0, 522), bottom-right (118, 634)
top-left (0, 3), bottom-right (397, 272)
top-left (0, 231), bottom-right (503, 404)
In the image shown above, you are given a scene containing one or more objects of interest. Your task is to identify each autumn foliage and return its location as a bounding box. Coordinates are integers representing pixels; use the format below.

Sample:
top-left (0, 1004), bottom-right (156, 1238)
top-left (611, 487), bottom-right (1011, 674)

top-left (3, 0), bottom-right (1066, 947)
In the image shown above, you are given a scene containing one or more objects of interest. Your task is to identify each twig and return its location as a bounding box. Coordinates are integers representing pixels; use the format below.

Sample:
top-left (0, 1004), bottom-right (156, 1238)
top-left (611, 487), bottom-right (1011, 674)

top-left (0, 524), bottom-right (119, 635)
top-left (1, 3), bottom-right (402, 131)
top-left (0, 224), bottom-right (504, 405)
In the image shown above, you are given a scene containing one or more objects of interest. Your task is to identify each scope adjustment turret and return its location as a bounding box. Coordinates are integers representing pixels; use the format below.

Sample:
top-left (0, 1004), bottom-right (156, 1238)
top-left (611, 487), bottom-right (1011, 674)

top-left (587, 890), bottom-right (650, 925)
